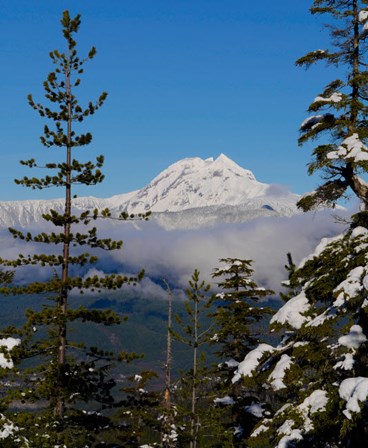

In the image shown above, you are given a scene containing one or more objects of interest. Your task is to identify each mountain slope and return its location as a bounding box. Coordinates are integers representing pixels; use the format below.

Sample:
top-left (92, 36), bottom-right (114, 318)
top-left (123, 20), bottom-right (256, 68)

top-left (0, 154), bottom-right (300, 229)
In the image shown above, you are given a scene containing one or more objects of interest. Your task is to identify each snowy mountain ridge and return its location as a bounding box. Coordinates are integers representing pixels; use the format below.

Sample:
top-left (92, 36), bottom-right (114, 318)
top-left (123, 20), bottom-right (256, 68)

top-left (0, 154), bottom-right (300, 229)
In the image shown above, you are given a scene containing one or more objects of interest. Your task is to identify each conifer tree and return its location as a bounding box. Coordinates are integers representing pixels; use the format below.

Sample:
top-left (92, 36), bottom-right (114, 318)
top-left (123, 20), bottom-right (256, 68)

top-left (211, 258), bottom-right (272, 362)
top-left (240, 2), bottom-right (368, 446)
top-left (0, 10), bottom-right (145, 446)
top-left (245, 215), bottom-right (368, 448)
top-left (113, 371), bottom-right (160, 447)
top-left (279, 252), bottom-right (301, 302)
top-left (210, 258), bottom-right (273, 445)
top-left (296, 0), bottom-right (368, 211)
top-left (171, 270), bottom-right (214, 448)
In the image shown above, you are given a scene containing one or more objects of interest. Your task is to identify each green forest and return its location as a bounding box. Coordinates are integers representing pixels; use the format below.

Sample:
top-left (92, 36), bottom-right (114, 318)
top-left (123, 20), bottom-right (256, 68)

top-left (1, 1), bottom-right (368, 447)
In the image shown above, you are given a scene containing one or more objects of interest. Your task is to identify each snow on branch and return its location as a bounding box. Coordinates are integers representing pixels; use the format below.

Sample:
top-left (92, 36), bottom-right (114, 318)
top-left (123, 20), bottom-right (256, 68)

top-left (232, 344), bottom-right (274, 383)
top-left (333, 266), bottom-right (365, 307)
top-left (300, 115), bottom-right (324, 131)
top-left (268, 354), bottom-right (292, 391)
top-left (339, 377), bottom-right (368, 419)
top-left (338, 325), bottom-right (367, 349)
top-left (326, 134), bottom-right (368, 163)
top-left (270, 292), bottom-right (310, 330)
top-left (314, 92), bottom-right (342, 103)
top-left (359, 10), bottom-right (368, 23)
top-left (0, 337), bottom-right (20, 369)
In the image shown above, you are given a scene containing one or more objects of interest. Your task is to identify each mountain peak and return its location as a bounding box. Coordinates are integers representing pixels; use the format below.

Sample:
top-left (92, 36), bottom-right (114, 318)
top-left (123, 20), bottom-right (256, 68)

top-left (122, 154), bottom-right (274, 213)
top-left (0, 154), bottom-right (299, 228)
top-left (216, 153), bottom-right (231, 162)
top-left (211, 153), bottom-right (257, 181)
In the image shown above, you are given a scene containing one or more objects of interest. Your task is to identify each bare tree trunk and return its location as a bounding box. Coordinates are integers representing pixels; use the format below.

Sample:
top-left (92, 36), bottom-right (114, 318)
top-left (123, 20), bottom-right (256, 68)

top-left (190, 299), bottom-right (198, 448)
top-left (163, 279), bottom-right (172, 410)
top-left (162, 279), bottom-right (175, 448)
top-left (233, 273), bottom-right (240, 360)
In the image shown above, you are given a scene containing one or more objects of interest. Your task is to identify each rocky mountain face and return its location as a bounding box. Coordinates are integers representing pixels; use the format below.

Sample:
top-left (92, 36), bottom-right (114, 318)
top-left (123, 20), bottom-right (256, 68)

top-left (0, 154), bottom-right (300, 229)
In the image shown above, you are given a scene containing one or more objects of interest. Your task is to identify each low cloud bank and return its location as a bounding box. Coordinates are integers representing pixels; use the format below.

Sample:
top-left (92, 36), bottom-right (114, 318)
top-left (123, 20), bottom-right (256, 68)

top-left (108, 209), bottom-right (350, 291)
top-left (0, 208), bottom-right (352, 296)
top-left (265, 184), bottom-right (293, 197)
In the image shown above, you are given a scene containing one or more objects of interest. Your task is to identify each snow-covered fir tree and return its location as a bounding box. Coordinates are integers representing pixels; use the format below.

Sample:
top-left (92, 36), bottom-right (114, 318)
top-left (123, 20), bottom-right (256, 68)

top-left (246, 214), bottom-right (368, 447)
top-left (211, 258), bottom-right (272, 363)
top-left (210, 258), bottom-right (273, 445)
top-left (237, 1), bottom-right (368, 447)
top-left (297, 0), bottom-right (368, 211)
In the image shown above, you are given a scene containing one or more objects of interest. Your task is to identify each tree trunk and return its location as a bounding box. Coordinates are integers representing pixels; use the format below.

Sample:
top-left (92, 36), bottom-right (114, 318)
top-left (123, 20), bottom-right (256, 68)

top-left (190, 299), bottom-right (198, 448)
top-left (55, 58), bottom-right (72, 419)
top-left (342, 163), bottom-right (368, 209)
top-left (162, 280), bottom-right (175, 448)
top-left (163, 279), bottom-right (172, 410)
top-left (350, 0), bottom-right (360, 129)
top-left (343, 2), bottom-right (368, 210)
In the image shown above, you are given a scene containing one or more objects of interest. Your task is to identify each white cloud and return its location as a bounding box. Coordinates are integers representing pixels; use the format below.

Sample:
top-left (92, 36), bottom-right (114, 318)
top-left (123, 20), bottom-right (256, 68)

top-left (265, 184), bottom-right (293, 197)
top-left (0, 209), bottom-right (351, 295)
top-left (105, 208), bottom-right (350, 291)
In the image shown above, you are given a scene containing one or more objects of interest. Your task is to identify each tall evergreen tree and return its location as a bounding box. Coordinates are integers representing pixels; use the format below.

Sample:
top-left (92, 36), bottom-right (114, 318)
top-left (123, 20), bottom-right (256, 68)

top-left (296, 0), bottom-right (368, 211)
top-left (241, 2), bottom-right (368, 446)
top-left (0, 11), bottom-right (145, 447)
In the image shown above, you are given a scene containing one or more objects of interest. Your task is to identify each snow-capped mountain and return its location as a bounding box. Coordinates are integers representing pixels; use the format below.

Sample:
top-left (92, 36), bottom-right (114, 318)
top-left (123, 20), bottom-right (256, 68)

top-left (0, 154), bottom-right (300, 229)
top-left (121, 154), bottom-right (270, 212)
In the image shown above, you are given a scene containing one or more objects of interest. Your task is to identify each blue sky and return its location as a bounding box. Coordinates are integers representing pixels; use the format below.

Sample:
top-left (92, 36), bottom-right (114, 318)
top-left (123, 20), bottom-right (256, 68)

top-left (0, 0), bottom-right (336, 200)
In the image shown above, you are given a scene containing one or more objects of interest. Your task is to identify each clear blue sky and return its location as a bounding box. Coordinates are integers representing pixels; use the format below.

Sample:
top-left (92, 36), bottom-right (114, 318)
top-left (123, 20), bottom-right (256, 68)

top-left (0, 0), bottom-right (336, 200)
